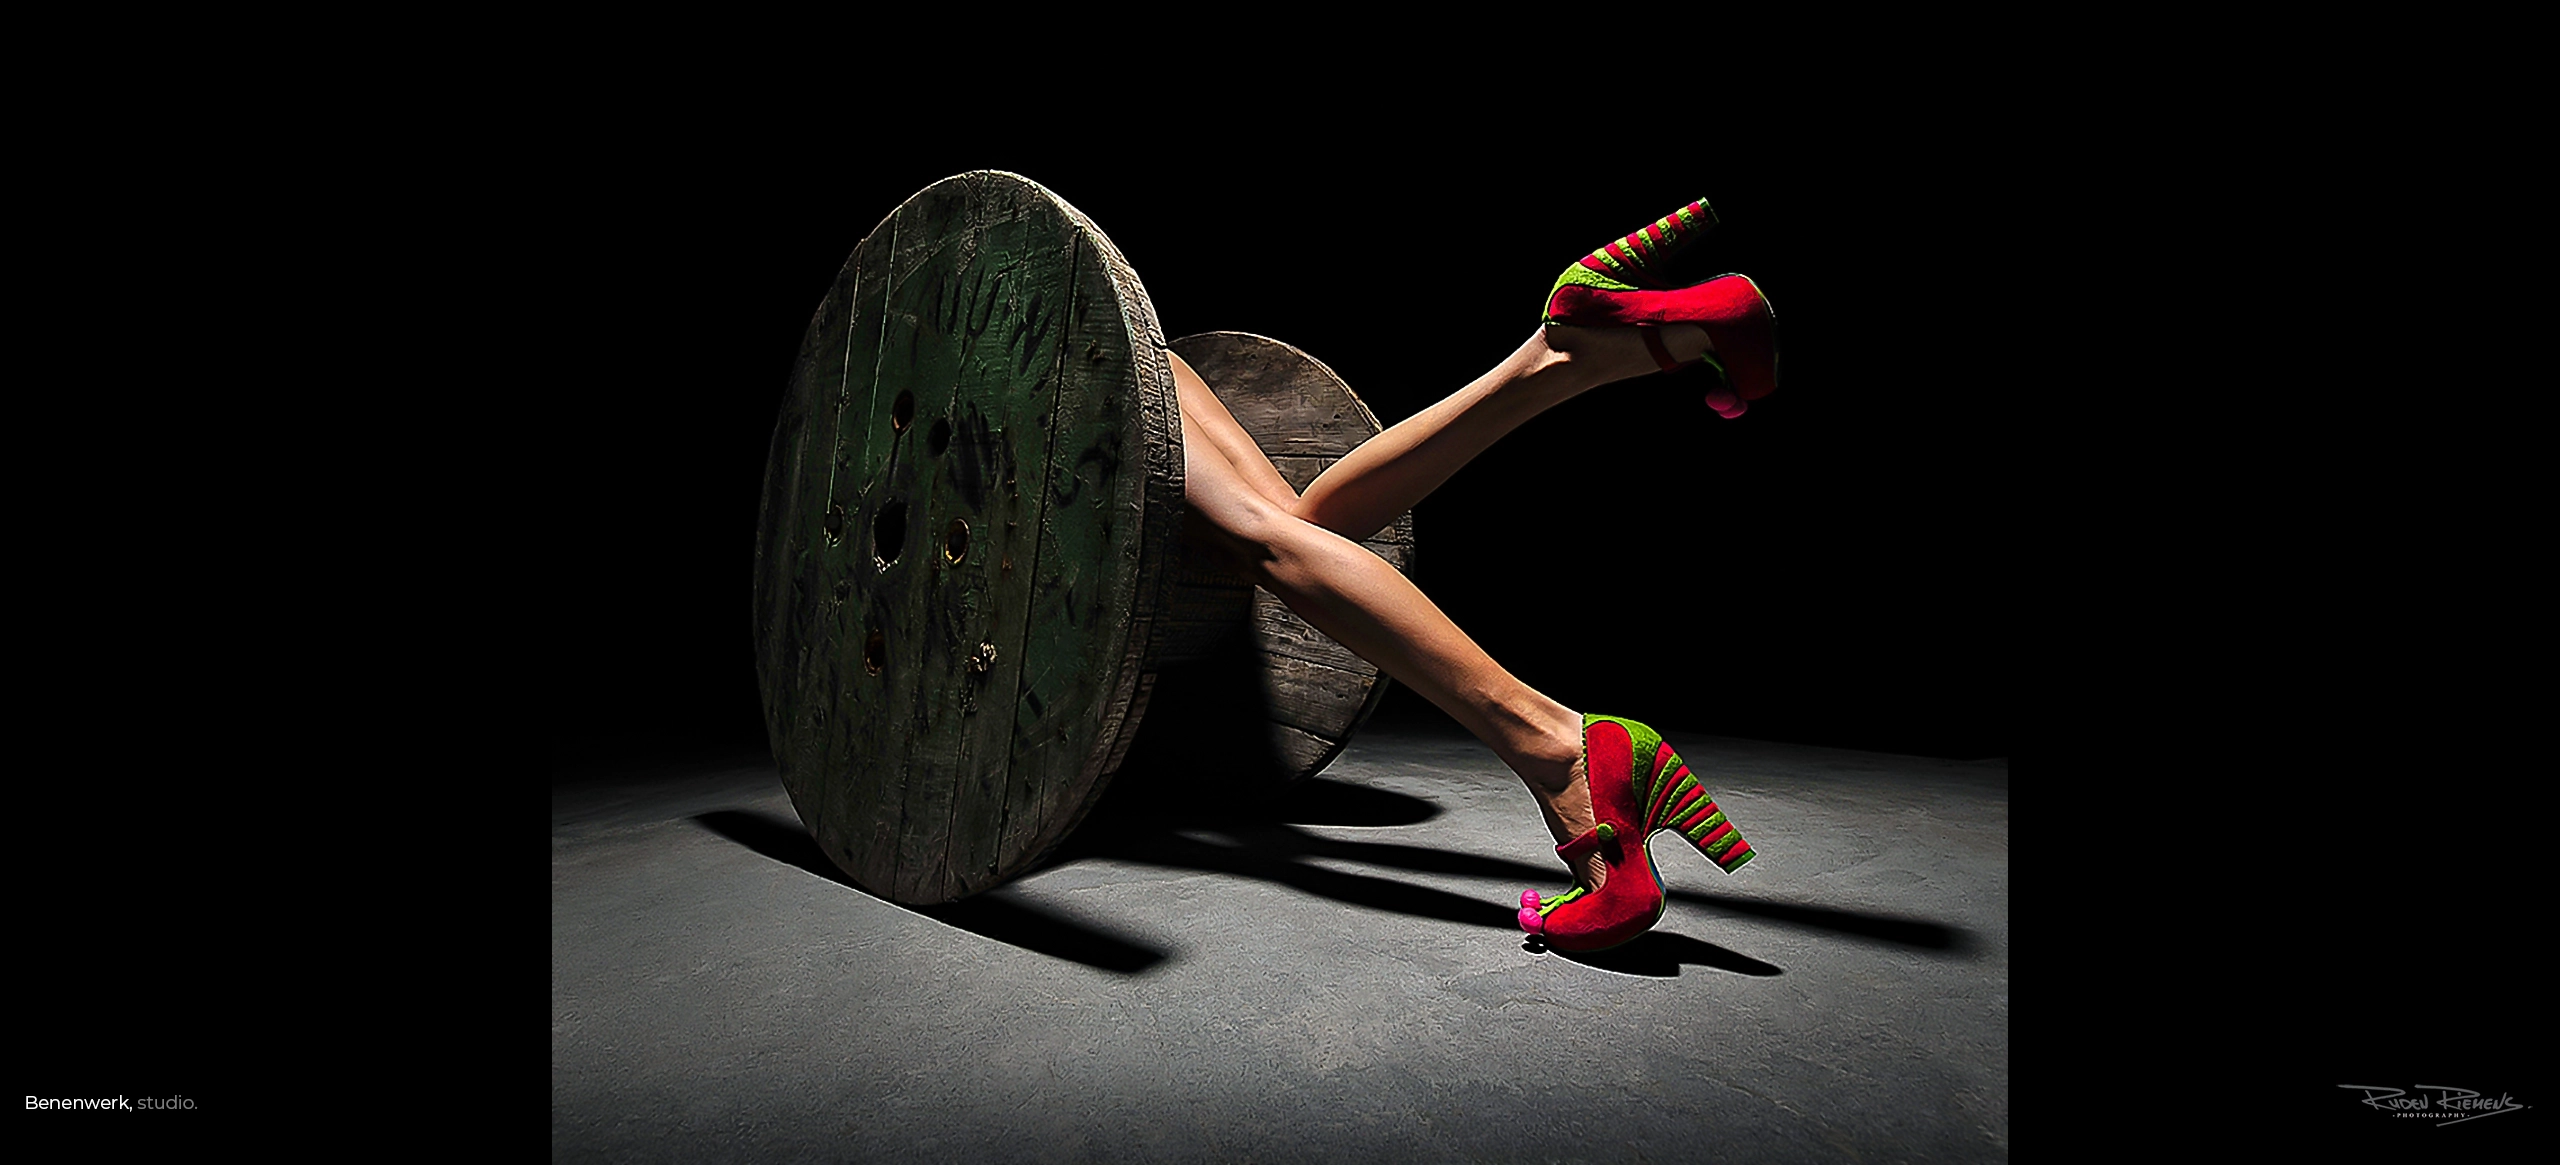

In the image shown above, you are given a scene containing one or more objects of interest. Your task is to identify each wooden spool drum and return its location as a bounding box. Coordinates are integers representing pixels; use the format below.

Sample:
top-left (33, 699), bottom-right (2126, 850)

top-left (751, 172), bottom-right (1414, 905)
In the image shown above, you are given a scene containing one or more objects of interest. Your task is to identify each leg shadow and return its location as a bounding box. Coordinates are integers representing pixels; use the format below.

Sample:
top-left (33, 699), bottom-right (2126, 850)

top-left (692, 811), bottom-right (1167, 975)
top-left (1065, 801), bottom-right (1950, 965)
top-left (1053, 765), bottom-right (1522, 931)
top-left (1058, 820), bottom-right (1521, 931)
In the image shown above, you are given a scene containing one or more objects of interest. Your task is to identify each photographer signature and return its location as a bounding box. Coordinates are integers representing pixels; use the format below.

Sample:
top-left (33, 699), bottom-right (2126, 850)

top-left (2339, 1085), bottom-right (2528, 1125)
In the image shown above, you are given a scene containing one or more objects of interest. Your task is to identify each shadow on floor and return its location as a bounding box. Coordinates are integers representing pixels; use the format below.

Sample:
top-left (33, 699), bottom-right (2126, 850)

top-left (1536, 932), bottom-right (1787, 979)
top-left (1666, 888), bottom-right (1974, 953)
top-left (694, 774), bottom-right (1977, 975)
top-left (1053, 774), bottom-right (1526, 932)
top-left (691, 810), bottom-right (1167, 974)
top-left (1068, 777), bottom-right (1972, 959)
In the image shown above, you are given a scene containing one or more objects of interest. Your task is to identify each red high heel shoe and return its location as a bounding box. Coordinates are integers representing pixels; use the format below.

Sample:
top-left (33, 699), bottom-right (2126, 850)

top-left (1541, 199), bottom-right (1778, 420)
top-left (1519, 714), bottom-right (1756, 952)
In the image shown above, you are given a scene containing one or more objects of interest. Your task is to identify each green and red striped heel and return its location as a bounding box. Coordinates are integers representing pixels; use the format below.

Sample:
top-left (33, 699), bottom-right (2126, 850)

top-left (1540, 198), bottom-right (1778, 420)
top-left (1518, 714), bottom-right (1755, 952)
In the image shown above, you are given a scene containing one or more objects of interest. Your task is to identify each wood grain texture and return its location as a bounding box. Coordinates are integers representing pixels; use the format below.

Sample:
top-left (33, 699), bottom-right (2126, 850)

top-left (752, 172), bottom-right (1174, 905)
top-left (1121, 332), bottom-right (1418, 787)
top-left (753, 193), bottom-right (1416, 904)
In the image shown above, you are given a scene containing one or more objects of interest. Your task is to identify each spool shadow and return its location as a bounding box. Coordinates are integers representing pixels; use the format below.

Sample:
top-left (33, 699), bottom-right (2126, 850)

top-left (691, 810), bottom-right (1167, 975)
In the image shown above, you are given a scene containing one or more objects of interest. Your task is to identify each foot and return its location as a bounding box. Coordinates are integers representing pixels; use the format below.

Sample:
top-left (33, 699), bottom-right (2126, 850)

top-left (1539, 323), bottom-right (1715, 391)
top-left (1520, 714), bottom-right (1724, 950)
top-left (1527, 755), bottom-right (1610, 895)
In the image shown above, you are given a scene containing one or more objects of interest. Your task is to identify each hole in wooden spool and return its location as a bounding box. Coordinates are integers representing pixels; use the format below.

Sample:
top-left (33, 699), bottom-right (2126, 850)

top-left (864, 629), bottom-right (885, 675)
top-left (872, 501), bottom-right (906, 568)
top-left (823, 504), bottom-right (845, 546)
top-left (891, 391), bottom-right (915, 433)
top-left (944, 518), bottom-right (969, 565)
top-left (927, 418), bottom-right (951, 456)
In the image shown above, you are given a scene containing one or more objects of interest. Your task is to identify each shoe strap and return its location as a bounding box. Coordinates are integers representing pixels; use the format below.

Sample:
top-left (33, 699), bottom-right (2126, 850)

top-left (1638, 326), bottom-right (1683, 373)
top-left (1556, 822), bottom-right (1619, 863)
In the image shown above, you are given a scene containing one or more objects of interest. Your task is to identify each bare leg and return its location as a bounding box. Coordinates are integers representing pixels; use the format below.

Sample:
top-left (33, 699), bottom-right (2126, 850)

top-left (1170, 350), bottom-right (1301, 511)
top-left (1172, 362), bottom-right (1611, 888)
top-left (1166, 319), bottom-right (1715, 888)
top-left (1290, 323), bottom-right (1715, 542)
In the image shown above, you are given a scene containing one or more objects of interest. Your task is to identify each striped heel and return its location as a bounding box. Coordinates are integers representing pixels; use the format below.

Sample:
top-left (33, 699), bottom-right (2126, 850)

top-left (1652, 748), bottom-right (1756, 874)
top-left (1519, 714), bottom-right (1755, 952)
top-left (1540, 198), bottom-right (1778, 419)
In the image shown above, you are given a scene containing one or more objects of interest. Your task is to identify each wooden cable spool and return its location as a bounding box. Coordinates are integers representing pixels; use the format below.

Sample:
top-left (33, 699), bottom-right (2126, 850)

top-left (751, 172), bottom-right (1414, 905)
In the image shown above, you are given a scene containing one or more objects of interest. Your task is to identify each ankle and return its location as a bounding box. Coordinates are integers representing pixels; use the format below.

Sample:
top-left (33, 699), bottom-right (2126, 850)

top-left (1540, 325), bottom-right (1685, 388)
top-left (1494, 329), bottom-right (1605, 406)
top-left (1511, 710), bottom-right (1585, 797)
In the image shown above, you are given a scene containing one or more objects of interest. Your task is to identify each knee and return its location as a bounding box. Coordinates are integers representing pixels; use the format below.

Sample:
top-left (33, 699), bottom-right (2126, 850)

top-left (1185, 491), bottom-right (1314, 586)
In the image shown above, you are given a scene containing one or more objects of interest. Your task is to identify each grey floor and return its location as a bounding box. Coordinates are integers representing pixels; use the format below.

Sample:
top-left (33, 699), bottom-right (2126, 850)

top-left (552, 721), bottom-right (2009, 1163)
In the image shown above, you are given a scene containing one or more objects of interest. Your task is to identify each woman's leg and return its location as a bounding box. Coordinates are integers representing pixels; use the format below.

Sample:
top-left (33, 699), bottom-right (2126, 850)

top-left (1287, 322), bottom-right (1714, 542)
top-left (1171, 355), bottom-right (1616, 886)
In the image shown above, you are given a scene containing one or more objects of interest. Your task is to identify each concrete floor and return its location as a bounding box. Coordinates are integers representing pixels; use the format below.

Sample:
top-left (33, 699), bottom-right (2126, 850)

top-left (552, 721), bottom-right (2009, 1163)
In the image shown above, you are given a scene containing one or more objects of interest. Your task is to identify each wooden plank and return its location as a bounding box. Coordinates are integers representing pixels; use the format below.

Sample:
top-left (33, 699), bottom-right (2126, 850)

top-left (850, 184), bottom-right (969, 897)
top-left (754, 219), bottom-right (888, 864)
top-left (875, 183), bottom-right (988, 902)
top-left (937, 177), bottom-right (1079, 900)
top-left (996, 221), bottom-right (1175, 876)
top-left (1150, 559), bottom-right (1255, 665)
top-left (1266, 723), bottom-right (1345, 784)
top-left (1252, 647), bottom-right (1381, 738)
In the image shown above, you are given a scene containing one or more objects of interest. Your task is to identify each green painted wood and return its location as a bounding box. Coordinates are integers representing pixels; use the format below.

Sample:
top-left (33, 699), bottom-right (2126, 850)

top-left (753, 172), bottom-right (1175, 905)
top-left (994, 222), bottom-right (1182, 883)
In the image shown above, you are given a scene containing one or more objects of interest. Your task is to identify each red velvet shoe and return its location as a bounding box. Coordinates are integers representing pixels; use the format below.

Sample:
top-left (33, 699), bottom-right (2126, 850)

top-left (1518, 714), bottom-right (1756, 952)
top-left (1540, 199), bottom-right (1778, 419)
